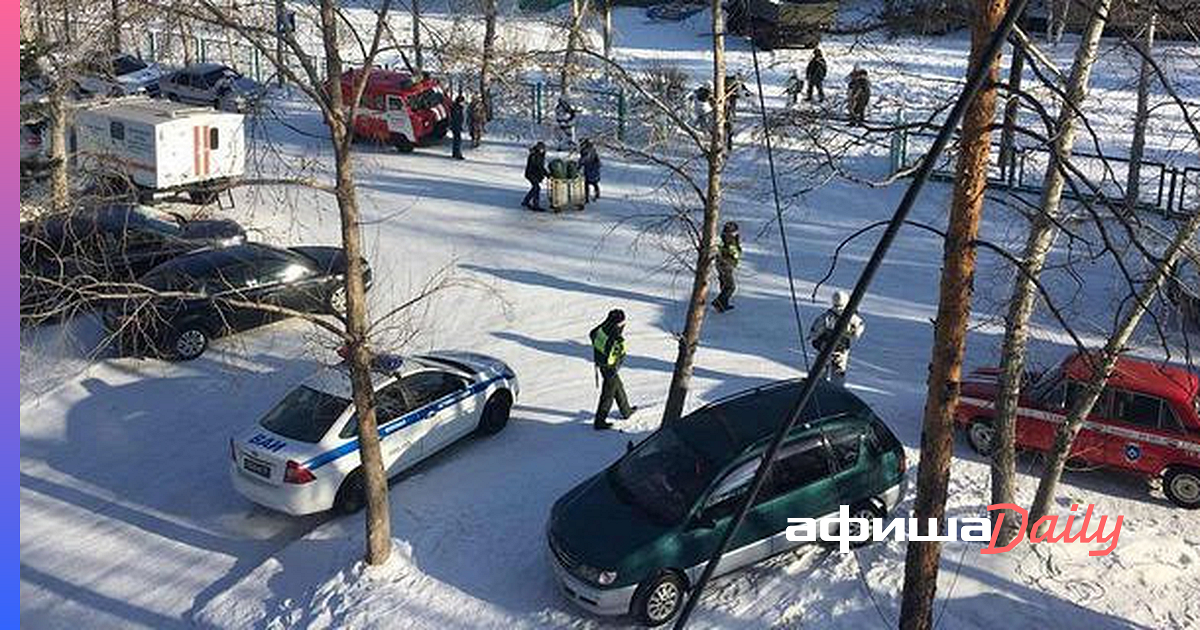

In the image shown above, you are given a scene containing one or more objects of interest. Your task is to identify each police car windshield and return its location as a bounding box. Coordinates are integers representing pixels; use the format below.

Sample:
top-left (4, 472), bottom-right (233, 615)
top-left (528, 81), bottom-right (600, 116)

top-left (609, 428), bottom-right (717, 525)
top-left (260, 386), bottom-right (350, 443)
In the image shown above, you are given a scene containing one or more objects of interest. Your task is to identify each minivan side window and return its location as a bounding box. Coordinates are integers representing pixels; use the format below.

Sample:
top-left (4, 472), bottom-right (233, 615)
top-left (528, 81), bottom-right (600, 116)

top-left (762, 438), bottom-right (832, 501)
top-left (824, 426), bottom-right (863, 471)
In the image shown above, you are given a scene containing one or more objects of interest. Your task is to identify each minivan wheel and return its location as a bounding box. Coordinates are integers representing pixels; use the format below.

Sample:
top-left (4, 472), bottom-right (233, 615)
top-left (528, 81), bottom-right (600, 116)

top-left (475, 392), bottom-right (512, 436)
top-left (632, 572), bottom-right (685, 627)
top-left (170, 325), bottom-right (209, 361)
top-left (334, 469), bottom-right (366, 515)
top-left (845, 502), bottom-right (886, 548)
top-left (966, 419), bottom-right (995, 456)
top-left (1164, 467), bottom-right (1200, 509)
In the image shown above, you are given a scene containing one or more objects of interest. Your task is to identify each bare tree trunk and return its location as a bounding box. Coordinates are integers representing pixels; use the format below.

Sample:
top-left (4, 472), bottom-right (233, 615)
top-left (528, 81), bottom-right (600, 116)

top-left (180, 15), bottom-right (195, 65)
top-left (48, 85), bottom-right (70, 213)
top-left (661, 0), bottom-right (726, 426)
top-left (111, 0), bottom-right (121, 52)
top-left (602, 0), bottom-right (612, 61)
top-left (988, 0), bottom-right (1110, 547)
top-left (559, 0), bottom-right (589, 95)
top-left (1124, 10), bottom-right (1156, 213)
top-left (898, 1), bottom-right (1008, 627)
top-left (480, 0), bottom-right (496, 115)
top-left (1029, 208), bottom-right (1200, 526)
top-left (275, 0), bottom-right (285, 86)
top-left (319, 0), bottom-right (392, 566)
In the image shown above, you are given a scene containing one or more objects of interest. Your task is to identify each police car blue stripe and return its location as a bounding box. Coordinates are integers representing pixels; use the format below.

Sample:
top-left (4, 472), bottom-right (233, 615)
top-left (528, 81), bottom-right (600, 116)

top-left (304, 375), bottom-right (504, 470)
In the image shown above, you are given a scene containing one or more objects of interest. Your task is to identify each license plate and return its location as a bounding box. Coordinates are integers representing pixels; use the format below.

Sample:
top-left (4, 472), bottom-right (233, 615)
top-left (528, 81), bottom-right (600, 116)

top-left (243, 457), bottom-right (271, 478)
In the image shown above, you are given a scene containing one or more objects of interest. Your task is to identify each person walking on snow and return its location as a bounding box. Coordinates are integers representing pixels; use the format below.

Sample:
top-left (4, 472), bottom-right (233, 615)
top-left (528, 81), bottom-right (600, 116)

top-left (808, 290), bottom-right (865, 386)
top-left (555, 96), bottom-right (578, 150)
top-left (468, 96), bottom-right (486, 148)
top-left (579, 139), bottom-right (601, 202)
top-left (805, 47), bottom-right (827, 102)
top-left (712, 221), bottom-right (742, 312)
top-left (591, 309), bottom-right (638, 430)
top-left (847, 66), bottom-right (871, 126)
top-left (449, 95), bottom-right (466, 160)
top-left (784, 70), bottom-right (804, 108)
top-left (522, 142), bottom-right (547, 210)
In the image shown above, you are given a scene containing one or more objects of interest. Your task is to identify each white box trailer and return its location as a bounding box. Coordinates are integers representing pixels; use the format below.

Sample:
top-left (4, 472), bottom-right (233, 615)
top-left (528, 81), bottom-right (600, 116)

top-left (74, 97), bottom-right (245, 204)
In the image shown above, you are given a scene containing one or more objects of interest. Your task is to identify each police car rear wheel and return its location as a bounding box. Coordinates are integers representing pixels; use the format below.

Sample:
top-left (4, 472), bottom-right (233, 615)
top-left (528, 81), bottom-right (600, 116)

top-left (1164, 468), bottom-right (1200, 509)
top-left (171, 326), bottom-right (209, 361)
top-left (966, 419), bottom-right (995, 456)
top-left (334, 469), bottom-right (366, 514)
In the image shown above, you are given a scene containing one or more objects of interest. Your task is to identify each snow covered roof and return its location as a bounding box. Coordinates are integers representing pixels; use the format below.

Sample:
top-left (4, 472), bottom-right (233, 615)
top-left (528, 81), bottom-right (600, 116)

top-left (80, 97), bottom-right (238, 125)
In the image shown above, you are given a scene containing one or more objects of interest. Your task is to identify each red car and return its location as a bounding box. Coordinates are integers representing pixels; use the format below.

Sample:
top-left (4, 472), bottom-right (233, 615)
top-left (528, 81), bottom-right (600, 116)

top-left (956, 352), bottom-right (1200, 509)
top-left (341, 68), bottom-right (451, 151)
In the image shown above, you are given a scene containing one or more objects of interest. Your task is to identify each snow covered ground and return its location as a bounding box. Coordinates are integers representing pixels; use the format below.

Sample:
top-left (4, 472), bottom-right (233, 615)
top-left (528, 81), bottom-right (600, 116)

top-left (19, 5), bottom-right (1200, 630)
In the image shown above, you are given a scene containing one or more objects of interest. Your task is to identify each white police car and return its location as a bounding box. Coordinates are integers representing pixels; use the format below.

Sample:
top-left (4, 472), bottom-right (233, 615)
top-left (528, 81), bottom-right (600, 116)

top-left (230, 350), bottom-right (518, 515)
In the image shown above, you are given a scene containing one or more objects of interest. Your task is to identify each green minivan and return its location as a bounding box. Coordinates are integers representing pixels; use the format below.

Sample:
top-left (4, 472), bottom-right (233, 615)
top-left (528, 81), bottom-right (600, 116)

top-left (546, 379), bottom-right (907, 626)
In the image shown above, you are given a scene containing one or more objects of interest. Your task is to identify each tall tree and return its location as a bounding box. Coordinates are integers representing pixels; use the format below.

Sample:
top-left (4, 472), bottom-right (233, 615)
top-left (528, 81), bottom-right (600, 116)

top-left (660, 0), bottom-right (726, 425)
top-left (1029, 208), bottom-right (1200, 525)
top-left (412, 0), bottom-right (423, 71)
top-left (1124, 8), bottom-right (1157, 213)
top-left (988, 0), bottom-right (1111, 546)
top-left (559, 0), bottom-right (589, 95)
top-left (479, 0), bottom-right (497, 116)
top-left (898, 0), bottom-right (1009, 627)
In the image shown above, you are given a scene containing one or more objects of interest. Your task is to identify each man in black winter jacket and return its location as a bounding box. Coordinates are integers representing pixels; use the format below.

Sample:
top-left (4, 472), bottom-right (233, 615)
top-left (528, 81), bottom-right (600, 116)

top-left (806, 48), bottom-right (827, 102)
top-left (449, 95), bottom-right (465, 160)
top-left (522, 142), bottom-right (547, 210)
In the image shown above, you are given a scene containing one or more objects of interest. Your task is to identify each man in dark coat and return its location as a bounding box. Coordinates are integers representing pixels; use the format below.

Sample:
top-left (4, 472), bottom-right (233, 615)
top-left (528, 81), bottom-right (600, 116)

top-left (449, 95), bottom-right (465, 160)
top-left (579, 139), bottom-right (601, 202)
top-left (590, 309), bottom-right (637, 429)
top-left (712, 221), bottom-right (742, 312)
top-left (522, 142), bottom-right (547, 210)
top-left (805, 47), bottom-right (827, 102)
top-left (847, 67), bottom-right (871, 126)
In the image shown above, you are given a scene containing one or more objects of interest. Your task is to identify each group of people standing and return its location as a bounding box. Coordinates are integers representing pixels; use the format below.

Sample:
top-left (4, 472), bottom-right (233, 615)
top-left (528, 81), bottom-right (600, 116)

top-left (448, 94), bottom-right (489, 160)
top-left (521, 136), bottom-right (601, 211)
top-left (781, 47), bottom-right (873, 125)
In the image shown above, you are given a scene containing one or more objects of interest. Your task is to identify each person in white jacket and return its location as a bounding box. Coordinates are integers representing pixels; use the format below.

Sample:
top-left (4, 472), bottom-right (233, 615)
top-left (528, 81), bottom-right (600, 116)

top-left (809, 290), bottom-right (865, 386)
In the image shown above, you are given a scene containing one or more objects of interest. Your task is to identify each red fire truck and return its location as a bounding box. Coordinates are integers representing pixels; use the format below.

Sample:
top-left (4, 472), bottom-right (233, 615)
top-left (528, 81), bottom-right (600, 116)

top-left (956, 352), bottom-right (1200, 509)
top-left (341, 68), bottom-right (451, 152)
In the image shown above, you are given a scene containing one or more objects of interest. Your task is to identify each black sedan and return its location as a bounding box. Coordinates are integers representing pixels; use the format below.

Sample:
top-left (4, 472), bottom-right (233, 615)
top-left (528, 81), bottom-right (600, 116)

top-left (104, 243), bottom-right (371, 361)
top-left (20, 204), bottom-right (245, 325)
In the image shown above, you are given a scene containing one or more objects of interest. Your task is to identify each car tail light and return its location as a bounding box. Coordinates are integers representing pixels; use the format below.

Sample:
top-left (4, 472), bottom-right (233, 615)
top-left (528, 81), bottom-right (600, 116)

top-left (898, 450), bottom-right (907, 475)
top-left (284, 460), bottom-right (316, 484)
top-left (28, 134), bottom-right (41, 146)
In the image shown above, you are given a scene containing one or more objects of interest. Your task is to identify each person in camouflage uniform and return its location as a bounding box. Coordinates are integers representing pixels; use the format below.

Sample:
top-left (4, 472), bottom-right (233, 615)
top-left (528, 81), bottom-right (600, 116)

top-left (712, 221), bottom-right (742, 312)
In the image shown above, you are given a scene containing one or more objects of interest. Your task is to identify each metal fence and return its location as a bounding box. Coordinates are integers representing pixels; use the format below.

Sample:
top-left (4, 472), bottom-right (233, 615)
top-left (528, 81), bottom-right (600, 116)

top-left (894, 127), bottom-right (1198, 218)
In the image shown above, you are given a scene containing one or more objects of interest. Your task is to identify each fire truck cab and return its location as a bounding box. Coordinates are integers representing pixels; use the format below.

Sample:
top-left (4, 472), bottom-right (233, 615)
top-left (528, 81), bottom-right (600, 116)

top-left (956, 353), bottom-right (1200, 509)
top-left (341, 68), bottom-right (451, 152)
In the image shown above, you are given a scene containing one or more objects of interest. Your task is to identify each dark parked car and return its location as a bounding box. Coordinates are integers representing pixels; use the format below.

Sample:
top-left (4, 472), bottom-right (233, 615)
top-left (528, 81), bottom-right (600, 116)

top-left (547, 379), bottom-right (906, 626)
top-left (105, 242), bottom-right (371, 360)
top-left (20, 204), bottom-right (245, 325)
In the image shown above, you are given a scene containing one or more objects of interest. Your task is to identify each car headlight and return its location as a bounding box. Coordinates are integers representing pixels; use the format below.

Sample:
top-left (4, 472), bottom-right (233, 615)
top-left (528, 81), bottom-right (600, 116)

top-left (575, 564), bottom-right (618, 586)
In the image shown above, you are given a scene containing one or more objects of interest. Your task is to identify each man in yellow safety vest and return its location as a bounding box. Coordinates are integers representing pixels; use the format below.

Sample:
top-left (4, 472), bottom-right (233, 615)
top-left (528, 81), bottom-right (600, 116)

top-left (590, 309), bottom-right (637, 430)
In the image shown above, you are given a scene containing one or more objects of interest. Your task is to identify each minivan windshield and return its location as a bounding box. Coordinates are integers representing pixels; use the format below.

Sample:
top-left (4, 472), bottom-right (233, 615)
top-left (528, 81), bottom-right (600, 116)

top-left (259, 386), bottom-right (350, 443)
top-left (609, 428), bottom-right (717, 525)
